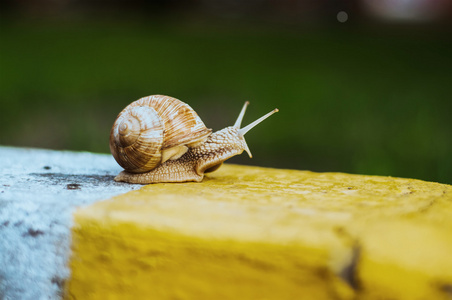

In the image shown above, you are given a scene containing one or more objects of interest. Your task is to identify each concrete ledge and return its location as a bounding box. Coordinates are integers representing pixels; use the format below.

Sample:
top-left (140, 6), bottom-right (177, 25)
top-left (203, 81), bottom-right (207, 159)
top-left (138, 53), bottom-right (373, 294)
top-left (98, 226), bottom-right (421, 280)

top-left (0, 146), bottom-right (138, 300)
top-left (66, 165), bottom-right (452, 299)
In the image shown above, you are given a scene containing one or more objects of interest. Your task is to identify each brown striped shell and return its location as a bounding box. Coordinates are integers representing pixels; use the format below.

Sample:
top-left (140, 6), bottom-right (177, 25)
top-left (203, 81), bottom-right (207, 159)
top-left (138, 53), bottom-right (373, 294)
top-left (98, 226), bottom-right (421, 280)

top-left (109, 95), bottom-right (212, 173)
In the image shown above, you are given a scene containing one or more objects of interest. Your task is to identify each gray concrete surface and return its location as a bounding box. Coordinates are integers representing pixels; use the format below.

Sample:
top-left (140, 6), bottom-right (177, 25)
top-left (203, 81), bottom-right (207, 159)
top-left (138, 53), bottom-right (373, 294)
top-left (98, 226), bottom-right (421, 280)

top-left (0, 146), bottom-right (138, 300)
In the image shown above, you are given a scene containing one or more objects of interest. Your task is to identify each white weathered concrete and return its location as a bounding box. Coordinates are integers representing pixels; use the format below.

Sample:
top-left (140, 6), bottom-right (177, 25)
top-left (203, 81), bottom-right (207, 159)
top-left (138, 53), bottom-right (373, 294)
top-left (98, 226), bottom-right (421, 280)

top-left (0, 146), bottom-right (138, 300)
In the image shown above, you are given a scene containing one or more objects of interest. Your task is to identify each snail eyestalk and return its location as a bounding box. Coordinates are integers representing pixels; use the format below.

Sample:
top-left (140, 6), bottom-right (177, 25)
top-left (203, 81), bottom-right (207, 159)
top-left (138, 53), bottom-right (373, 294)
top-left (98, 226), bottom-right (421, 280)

top-left (238, 108), bottom-right (279, 136)
top-left (234, 101), bottom-right (249, 129)
top-left (237, 107), bottom-right (279, 158)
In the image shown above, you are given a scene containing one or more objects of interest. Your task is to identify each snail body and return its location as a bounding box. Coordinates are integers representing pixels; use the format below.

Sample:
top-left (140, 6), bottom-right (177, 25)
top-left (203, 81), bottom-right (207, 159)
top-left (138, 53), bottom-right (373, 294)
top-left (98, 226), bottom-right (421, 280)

top-left (110, 95), bottom-right (278, 184)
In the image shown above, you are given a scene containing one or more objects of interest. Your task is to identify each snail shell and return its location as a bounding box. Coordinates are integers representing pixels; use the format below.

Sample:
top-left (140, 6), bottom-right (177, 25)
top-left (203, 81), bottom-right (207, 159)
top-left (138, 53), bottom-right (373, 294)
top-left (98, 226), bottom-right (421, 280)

top-left (109, 95), bottom-right (212, 173)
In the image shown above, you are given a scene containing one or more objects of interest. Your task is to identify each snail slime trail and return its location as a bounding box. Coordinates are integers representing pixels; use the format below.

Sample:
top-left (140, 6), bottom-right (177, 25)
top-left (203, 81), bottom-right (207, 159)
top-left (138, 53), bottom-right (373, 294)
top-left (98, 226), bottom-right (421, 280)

top-left (110, 95), bottom-right (278, 184)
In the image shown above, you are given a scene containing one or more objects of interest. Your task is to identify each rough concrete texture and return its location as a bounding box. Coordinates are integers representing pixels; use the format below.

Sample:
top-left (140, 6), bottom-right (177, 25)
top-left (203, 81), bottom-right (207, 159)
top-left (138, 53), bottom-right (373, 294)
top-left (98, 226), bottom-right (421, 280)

top-left (0, 146), bottom-right (138, 300)
top-left (67, 165), bottom-right (452, 300)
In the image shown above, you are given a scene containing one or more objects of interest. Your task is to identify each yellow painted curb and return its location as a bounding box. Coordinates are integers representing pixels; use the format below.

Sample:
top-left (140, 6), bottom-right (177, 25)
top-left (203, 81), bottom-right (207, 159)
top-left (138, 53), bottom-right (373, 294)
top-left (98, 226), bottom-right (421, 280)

top-left (65, 164), bottom-right (452, 300)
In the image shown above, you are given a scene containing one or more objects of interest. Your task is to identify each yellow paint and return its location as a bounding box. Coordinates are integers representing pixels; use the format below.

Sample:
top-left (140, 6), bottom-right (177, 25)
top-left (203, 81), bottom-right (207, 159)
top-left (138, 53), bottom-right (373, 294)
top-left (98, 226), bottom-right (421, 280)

top-left (66, 164), bottom-right (452, 300)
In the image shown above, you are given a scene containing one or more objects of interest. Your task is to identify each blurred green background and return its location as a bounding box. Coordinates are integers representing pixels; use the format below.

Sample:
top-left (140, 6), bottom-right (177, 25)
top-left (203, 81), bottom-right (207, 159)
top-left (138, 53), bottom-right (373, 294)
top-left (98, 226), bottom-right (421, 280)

top-left (0, 1), bottom-right (451, 184)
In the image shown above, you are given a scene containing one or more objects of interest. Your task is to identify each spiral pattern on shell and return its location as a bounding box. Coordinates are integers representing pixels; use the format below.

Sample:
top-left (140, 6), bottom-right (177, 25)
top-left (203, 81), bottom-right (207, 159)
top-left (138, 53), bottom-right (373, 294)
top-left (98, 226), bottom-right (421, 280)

top-left (109, 95), bottom-right (212, 173)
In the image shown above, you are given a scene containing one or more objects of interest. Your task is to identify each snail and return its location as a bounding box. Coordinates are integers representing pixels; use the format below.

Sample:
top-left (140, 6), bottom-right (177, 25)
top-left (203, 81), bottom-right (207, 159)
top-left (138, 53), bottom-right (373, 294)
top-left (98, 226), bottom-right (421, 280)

top-left (110, 95), bottom-right (278, 184)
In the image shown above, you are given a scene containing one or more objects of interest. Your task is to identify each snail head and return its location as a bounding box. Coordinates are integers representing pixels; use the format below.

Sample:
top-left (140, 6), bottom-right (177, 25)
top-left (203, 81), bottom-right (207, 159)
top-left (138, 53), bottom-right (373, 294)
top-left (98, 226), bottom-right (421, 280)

top-left (232, 101), bottom-right (279, 158)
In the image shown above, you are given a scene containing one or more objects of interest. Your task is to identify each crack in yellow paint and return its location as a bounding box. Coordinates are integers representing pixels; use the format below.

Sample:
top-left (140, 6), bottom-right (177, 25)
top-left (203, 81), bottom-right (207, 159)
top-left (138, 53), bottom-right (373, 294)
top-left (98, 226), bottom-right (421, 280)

top-left (66, 164), bottom-right (452, 300)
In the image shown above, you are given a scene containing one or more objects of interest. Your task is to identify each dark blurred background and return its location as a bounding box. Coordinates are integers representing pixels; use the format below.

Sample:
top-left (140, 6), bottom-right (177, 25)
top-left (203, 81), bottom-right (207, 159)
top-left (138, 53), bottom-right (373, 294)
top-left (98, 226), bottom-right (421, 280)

top-left (0, 0), bottom-right (451, 183)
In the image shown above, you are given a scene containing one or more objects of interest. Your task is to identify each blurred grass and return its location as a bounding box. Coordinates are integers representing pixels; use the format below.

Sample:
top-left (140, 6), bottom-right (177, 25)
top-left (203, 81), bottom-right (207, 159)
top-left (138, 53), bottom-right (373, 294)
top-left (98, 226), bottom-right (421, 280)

top-left (0, 17), bottom-right (451, 183)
